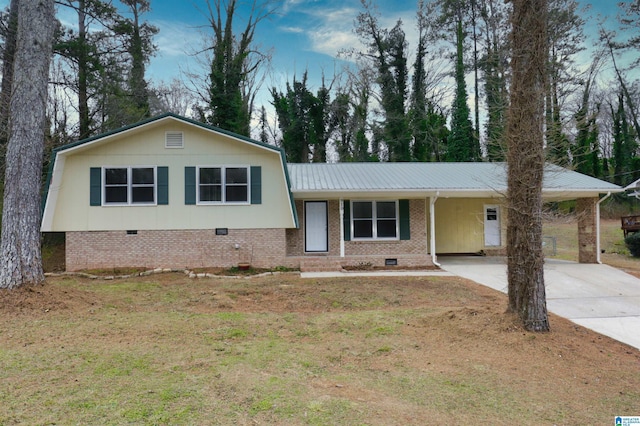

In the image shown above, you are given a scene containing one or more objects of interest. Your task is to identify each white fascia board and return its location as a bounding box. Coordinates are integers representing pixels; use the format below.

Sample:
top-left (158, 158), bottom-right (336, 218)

top-left (290, 189), bottom-right (505, 199)
top-left (290, 187), bottom-right (622, 201)
top-left (541, 188), bottom-right (625, 200)
top-left (41, 154), bottom-right (66, 232)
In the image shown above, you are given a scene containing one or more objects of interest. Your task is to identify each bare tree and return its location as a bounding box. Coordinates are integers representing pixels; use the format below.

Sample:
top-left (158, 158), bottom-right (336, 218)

top-left (150, 78), bottom-right (196, 117)
top-left (505, 0), bottom-right (550, 331)
top-left (0, 0), bottom-right (56, 289)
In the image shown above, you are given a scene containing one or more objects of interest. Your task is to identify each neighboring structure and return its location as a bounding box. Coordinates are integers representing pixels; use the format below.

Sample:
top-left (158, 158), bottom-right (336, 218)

top-left (41, 113), bottom-right (623, 271)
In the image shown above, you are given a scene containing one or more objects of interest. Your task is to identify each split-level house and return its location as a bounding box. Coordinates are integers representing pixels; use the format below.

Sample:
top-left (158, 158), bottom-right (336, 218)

top-left (41, 113), bottom-right (623, 271)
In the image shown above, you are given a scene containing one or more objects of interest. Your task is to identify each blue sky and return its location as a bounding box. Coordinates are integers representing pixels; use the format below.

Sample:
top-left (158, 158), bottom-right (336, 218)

top-left (142, 0), bottom-right (621, 84)
top-left (140, 0), bottom-right (626, 115)
top-left (0, 0), bottom-right (625, 87)
top-left (0, 0), bottom-right (630, 113)
top-left (145, 0), bottom-right (404, 86)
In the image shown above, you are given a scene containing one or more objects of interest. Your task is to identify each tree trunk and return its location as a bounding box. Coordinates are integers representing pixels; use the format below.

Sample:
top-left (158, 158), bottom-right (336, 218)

top-left (77, 0), bottom-right (91, 140)
top-left (0, 0), bottom-right (56, 289)
top-left (0, 0), bottom-right (19, 149)
top-left (505, 0), bottom-right (550, 331)
top-left (471, 0), bottom-right (481, 154)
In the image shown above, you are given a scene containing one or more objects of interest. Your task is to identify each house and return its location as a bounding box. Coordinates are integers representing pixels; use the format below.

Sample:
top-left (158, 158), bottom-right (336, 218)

top-left (41, 113), bottom-right (623, 271)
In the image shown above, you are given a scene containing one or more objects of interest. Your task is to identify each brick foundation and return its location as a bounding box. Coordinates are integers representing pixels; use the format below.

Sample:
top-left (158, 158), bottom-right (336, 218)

top-left (66, 229), bottom-right (293, 271)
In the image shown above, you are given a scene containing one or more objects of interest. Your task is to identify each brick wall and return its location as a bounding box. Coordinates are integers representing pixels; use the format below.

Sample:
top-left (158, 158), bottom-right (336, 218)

top-left (68, 198), bottom-right (436, 272)
top-left (576, 197), bottom-right (598, 264)
top-left (66, 228), bottom-right (292, 271)
top-left (286, 199), bottom-right (432, 269)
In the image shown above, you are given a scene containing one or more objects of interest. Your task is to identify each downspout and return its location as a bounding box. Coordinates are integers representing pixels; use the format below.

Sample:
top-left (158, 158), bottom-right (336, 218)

top-left (596, 192), bottom-right (612, 264)
top-left (430, 192), bottom-right (440, 267)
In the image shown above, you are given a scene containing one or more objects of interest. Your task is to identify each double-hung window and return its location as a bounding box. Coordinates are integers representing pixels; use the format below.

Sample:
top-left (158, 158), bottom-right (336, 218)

top-left (197, 166), bottom-right (249, 204)
top-left (352, 201), bottom-right (398, 240)
top-left (103, 166), bottom-right (156, 205)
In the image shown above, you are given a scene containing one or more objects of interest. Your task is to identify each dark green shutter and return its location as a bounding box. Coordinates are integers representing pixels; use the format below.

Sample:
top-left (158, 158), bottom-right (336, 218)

top-left (250, 166), bottom-right (261, 204)
top-left (399, 199), bottom-right (410, 240)
top-left (343, 200), bottom-right (351, 241)
top-left (185, 166), bottom-right (196, 205)
top-left (157, 166), bottom-right (169, 205)
top-left (90, 167), bottom-right (101, 206)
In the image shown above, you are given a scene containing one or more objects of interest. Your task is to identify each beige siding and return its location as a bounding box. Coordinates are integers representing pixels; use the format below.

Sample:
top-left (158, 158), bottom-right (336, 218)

top-left (431, 198), bottom-right (506, 253)
top-left (46, 120), bottom-right (295, 231)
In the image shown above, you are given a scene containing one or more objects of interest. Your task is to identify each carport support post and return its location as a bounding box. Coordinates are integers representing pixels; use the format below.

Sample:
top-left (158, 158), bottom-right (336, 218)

top-left (430, 194), bottom-right (439, 266)
top-left (596, 192), bottom-right (611, 264)
top-left (576, 197), bottom-right (599, 264)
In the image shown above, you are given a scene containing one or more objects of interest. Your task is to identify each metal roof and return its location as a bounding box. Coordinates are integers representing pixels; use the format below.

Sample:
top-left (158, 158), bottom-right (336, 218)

top-left (287, 162), bottom-right (622, 199)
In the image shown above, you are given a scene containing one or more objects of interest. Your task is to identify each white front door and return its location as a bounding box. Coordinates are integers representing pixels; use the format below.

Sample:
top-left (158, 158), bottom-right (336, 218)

top-left (305, 201), bottom-right (328, 252)
top-left (484, 205), bottom-right (501, 247)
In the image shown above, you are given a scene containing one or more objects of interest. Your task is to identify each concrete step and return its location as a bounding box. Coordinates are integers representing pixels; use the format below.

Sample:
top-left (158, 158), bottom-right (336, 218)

top-left (299, 257), bottom-right (342, 272)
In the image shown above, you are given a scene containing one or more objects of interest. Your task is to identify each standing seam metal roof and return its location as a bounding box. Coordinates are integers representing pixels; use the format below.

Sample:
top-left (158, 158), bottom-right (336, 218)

top-left (286, 162), bottom-right (622, 192)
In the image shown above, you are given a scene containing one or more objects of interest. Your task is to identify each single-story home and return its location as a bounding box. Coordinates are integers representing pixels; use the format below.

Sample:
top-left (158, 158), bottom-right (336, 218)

top-left (41, 113), bottom-right (623, 271)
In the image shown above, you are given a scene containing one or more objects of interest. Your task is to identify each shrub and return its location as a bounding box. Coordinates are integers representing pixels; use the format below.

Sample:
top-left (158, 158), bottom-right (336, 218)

top-left (624, 232), bottom-right (640, 257)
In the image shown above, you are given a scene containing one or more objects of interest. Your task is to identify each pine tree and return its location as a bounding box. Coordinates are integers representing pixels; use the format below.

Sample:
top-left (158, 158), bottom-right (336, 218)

top-left (378, 21), bottom-right (412, 161)
top-left (447, 19), bottom-right (477, 161)
top-left (0, 0), bottom-right (56, 288)
top-left (505, 0), bottom-right (550, 332)
top-left (544, 0), bottom-right (587, 167)
top-left (115, 0), bottom-right (158, 123)
top-left (55, 0), bottom-right (121, 139)
top-left (0, 0), bottom-right (18, 152)
top-left (480, 0), bottom-right (510, 162)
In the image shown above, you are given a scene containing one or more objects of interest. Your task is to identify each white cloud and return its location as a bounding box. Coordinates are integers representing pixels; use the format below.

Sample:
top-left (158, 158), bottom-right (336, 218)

top-left (152, 19), bottom-right (204, 58)
top-left (147, 19), bottom-right (208, 82)
top-left (299, 6), bottom-right (361, 57)
top-left (308, 28), bottom-right (360, 57)
top-left (298, 4), bottom-right (418, 59)
top-left (279, 26), bottom-right (305, 34)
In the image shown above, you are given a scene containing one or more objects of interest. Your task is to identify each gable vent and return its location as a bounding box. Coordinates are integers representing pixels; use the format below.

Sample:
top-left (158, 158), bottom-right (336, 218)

top-left (165, 131), bottom-right (184, 148)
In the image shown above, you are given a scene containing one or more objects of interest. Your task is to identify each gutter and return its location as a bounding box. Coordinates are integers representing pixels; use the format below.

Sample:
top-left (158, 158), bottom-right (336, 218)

top-left (596, 192), bottom-right (612, 264)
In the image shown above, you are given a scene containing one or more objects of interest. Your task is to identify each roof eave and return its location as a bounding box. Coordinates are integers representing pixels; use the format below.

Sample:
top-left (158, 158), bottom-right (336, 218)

top-left (290, 187), bottom-right (623, 200)
top-left (291, 188), bottom-right (507, 199)
top-left (53, 113), bottom-right (285, 157)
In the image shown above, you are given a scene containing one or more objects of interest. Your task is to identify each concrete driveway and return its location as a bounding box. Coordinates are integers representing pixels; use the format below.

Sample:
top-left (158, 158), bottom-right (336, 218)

top-left (440, 257), bottom-right (640, 350)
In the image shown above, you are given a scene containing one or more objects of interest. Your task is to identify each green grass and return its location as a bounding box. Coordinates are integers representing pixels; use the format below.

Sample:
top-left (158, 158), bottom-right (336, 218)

top-left (543, 217), bottom-right (627, 259)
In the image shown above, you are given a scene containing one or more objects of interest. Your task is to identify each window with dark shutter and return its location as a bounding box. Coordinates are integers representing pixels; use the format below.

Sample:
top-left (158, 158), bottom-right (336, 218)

top-left (349, 200), bottom-right (400, 240)
top-left (195, 166), bottom-right (250, 204)
top-left (99, 166), bottom-right (158, 205)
